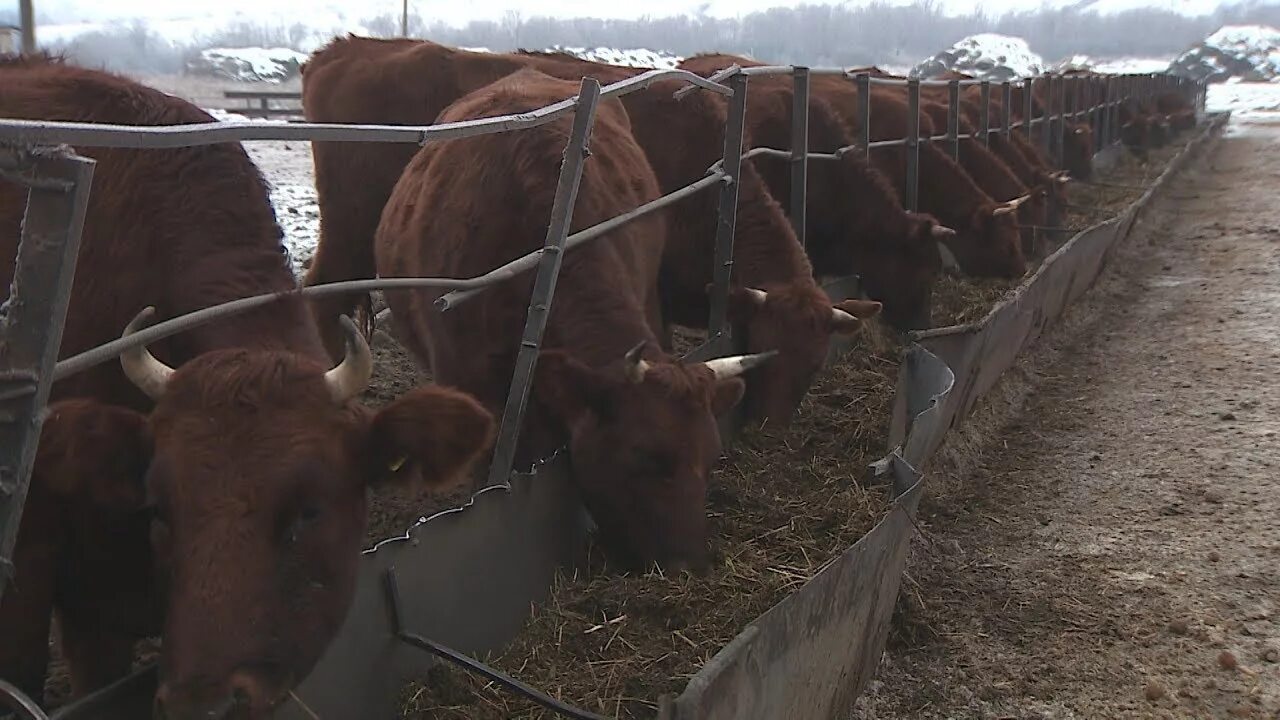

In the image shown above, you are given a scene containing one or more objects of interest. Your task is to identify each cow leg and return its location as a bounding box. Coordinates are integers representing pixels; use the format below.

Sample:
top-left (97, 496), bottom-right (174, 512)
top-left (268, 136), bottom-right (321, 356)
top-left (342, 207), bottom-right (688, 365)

top-left (57, 612), bottom-right (136, 700)
top-left (0, 550), bottom-right (56, 705)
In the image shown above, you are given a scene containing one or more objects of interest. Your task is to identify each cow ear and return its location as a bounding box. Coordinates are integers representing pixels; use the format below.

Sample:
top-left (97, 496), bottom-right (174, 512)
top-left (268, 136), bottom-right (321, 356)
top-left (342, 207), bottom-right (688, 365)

top-left (36, 399), bottom-right (151, 513)
top-left (366, 386), bottom-right (496, 490)
top-left (532, 350), bottom-right (612, 425)
top-left (710, 378), bottom-right (745, 417)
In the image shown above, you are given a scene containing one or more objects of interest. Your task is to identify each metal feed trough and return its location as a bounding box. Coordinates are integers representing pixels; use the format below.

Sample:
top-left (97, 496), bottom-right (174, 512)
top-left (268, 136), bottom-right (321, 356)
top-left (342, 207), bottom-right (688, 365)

top-left (0, 62), bottom-right (1207, 719)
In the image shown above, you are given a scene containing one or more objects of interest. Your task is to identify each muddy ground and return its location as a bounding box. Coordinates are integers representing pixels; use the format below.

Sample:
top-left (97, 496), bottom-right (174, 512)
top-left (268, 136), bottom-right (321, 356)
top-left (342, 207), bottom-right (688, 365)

top-left (852, 119), bottom-right (1280, 718)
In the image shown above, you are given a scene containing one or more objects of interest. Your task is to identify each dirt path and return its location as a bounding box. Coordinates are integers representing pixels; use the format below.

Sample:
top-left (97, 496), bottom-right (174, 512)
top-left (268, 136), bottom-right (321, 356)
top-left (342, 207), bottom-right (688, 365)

top-left (854, 120), bottom-right (1280, 719)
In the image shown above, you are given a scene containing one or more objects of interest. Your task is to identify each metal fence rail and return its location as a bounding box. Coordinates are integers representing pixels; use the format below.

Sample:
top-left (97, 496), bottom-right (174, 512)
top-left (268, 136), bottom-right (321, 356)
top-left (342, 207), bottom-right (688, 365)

top-left (0, 54), bottom-right (1204, 719)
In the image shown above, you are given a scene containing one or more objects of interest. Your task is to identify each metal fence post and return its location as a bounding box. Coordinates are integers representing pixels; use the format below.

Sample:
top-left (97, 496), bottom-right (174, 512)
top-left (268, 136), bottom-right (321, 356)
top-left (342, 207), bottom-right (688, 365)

top-left (905, 79), bottom-right (921, 213)
top-left (855, 73), bottom-right (871, 160)
top-left (946, 79), bottom-right (960, 161)
top-left (979, 81), bottom-right (991, 146)
top-left (484, 78), bottom-right (602, 488)
top-left (1041, 74), bottom-right (1055, 162)
top-left (1000, 81), bottom-right (1012, 139)
top-left (1023, 77), bottom-right (1034, 142)
top-left (0, 147), bottom-right (95, 600)
top-left (707, 72), bottom-right (749, 342)
top-left (1056, 75), bottom-right (1067, 168)
top-left (790, 66), bottom-right (810, 249)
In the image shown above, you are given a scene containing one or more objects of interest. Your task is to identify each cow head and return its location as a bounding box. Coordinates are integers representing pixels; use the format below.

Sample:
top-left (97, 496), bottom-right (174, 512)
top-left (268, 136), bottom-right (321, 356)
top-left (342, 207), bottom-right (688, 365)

top-left (945, 200), bottom-right (1027, 280)
top-left (60, 309), bottom-right (495, 720)
top-left (852, 214), bottom-right (950, 331)
top-left (1064, 123), bottom-right (1094, 181)
top-left (533, 344), bottom-right (769, 571)
top-left (1149, 115), bottom-right (1170, 148)
top-left (1121, 115), bottom-right (1151, 159)
top-left (724, 284), bottom-right (882, 424)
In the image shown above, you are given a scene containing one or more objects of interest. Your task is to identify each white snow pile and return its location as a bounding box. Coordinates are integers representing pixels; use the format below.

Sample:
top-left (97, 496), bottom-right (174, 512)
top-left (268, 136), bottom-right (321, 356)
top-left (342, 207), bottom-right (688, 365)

top-left (1049, 55), bottom-right (1174, 74)
top-left (912, 34), bottom-right (1044, 81)
top-left (547, 46), bottom-right (683, 70)
top-left (187, 46), bottom-right (310, 82)
top-left (1170, 25), bottom-right (1280, 83)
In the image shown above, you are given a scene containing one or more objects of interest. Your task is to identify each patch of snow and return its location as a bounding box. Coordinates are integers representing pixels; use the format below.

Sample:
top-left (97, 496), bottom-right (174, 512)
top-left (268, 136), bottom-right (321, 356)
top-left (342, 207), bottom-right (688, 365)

top-left (1171, 25), bottom-right (1280, 83)
top-left (188, 47), bottom-right (309, 82)
top-left (1207, 81), bottom-right (1280, 116)
top-left (548, 46), bottom-right (683, 70)
top-left (912, 34), bottom-right (1044, 81)
top-left (1050, 55), bottom-right (1174, 74)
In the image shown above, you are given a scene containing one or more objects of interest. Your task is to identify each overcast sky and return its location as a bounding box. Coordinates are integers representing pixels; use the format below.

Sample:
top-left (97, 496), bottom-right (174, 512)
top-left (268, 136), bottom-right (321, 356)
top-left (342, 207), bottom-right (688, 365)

top-left (24, 0), bottom-right (1249, 25)
top-left (23, 0), bottom-right (1247, 29)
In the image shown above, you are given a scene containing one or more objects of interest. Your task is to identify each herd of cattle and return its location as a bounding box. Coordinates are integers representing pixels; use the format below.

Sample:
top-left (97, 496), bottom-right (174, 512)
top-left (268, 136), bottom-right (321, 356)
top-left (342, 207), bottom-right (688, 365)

top-left (0, 38), bottom-right (1198, 720)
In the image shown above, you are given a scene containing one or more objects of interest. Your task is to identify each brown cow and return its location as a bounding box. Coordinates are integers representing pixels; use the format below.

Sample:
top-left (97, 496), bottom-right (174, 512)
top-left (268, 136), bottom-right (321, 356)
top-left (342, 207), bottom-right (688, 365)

top-left (679, 54), bottom-right (1026, 280)
top-left (376, 69), bottom-right (774, 570)
top-left (302, 40), bottom-right (876, 425)
top-left (513, 52), bottom-right (884, 419)
top-left (0, 56), bottom-right (495, 718)
top-left (917, 100), bottom-right (1048, 249)
top-left (668, 67), bottom-right (953, 330)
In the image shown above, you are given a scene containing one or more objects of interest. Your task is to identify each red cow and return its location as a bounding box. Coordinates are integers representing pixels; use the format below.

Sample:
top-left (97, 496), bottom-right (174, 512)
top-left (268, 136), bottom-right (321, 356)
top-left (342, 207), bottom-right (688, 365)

top-left (660, 58), bottom-right (953, 330)
top-left (302, 38), bottom-right (875, 426)
top-left (514, 52), bottom-right (885, 421)
top-left (679, 54), bottom-right (1025, 281)
top-left (917, 100), bottom-right (1048, 249)
top-left (376, 69), bottom-right (774, 570)
top-left (0, 56), bottom-right (495, 718)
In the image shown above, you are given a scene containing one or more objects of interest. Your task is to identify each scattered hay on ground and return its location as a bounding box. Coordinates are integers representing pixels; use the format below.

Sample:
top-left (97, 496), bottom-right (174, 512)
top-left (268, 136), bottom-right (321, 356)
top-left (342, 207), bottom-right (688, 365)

top-left (400, 321), bottom-right (904, 719)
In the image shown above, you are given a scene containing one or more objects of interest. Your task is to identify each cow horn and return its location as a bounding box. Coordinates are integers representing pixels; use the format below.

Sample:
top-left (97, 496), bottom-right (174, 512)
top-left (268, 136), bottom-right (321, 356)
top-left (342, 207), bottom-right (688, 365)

top-left (120, 306), bottom-right (174, 401)
top-left (703, 350), bottom-right (778, 379)
top-left (623, 340), bottom-right (650, 384)
top-left (832, 307), bottom-right (858, 323)
top-left (742, 287), bottom-right (768, 305)
top-left (324, 315), bottom-right (373, 404)
top-left (931, 224), bottom-right (957, 239)
top-left (993, 195), bottom-right (1030, 216)
top-left (937, 241), bottom-right (964, 275)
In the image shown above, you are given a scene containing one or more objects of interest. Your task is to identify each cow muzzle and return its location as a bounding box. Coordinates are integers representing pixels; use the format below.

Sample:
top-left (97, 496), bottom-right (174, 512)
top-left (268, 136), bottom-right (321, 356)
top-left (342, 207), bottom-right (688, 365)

top-left (154, 670), bottom-right (287, 720)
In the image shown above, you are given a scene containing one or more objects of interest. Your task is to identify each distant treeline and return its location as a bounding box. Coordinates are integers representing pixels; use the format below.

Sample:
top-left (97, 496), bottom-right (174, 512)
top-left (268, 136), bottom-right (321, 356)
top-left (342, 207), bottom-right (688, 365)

top-left (29, 1), bottom-right (1280, 76)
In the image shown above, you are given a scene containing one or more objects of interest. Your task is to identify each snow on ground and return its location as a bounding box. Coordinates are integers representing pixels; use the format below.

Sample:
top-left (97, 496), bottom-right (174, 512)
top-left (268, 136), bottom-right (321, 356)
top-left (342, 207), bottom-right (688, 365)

top-left (1208, 79), bottom-right (1280, 117)
top-left (189, 47), bottom-right (310, 82)
top-left (244, 141), bottom-right (319, 276)
top-left (912, 33), bottom-right (1044, 81)
top-left (1171, 24), bottom-right (1280, 82)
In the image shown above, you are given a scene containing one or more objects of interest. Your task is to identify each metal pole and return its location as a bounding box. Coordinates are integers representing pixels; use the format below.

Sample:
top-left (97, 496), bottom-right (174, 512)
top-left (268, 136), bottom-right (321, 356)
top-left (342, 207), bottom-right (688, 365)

top-left (707, 73), bottom-right (748, 341)
top-left (946, 79), bottom-right (960, 161)
top-left (856, 73), bottom-right (872, 159)
top-left (1057, 75), bottom-right (1067, 167)
top-left (401, 0), bottom-right (409, 37)
top-left (19, 0), bottom-right (35, 54)
top-left (1000, 81), bottom-right (1012, 139)
top-left (790, 66), bottom-right (810, 248)
top-left (1023, 77), bottom-right (1034, 142)
top-left (1041, 75), bottom-right (1054, 162)
top-left (484, 78), bottom-right (602, 488)
top-left (0, 148), bottom-right (95, 601)
top-left (979, 81), bottom-right (991, 146)
top-left (905, 78), bottom-right (920, 212)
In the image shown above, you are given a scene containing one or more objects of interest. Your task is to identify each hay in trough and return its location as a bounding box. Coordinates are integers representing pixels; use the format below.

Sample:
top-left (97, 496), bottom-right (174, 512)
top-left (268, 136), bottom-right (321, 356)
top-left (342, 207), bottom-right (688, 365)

top-left (400, 320), bottom-right (904, 719)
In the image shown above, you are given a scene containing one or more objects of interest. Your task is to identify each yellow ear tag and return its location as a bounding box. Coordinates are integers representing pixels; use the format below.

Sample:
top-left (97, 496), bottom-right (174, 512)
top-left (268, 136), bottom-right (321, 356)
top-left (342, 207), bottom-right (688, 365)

top-left (388, 455), bottom-right (408, 473)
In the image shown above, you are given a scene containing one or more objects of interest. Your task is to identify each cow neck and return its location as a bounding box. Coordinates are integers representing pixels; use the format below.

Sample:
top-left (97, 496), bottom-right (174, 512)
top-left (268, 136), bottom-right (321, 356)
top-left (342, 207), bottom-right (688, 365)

top-left (730, 177), bottom-right (815, 289)
top-left (918, 145), bottom-right (994, 225)
top-left (961, 140), bottom-right (1027, 200)
top-left (542, 272), bottom-right (662, 373)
